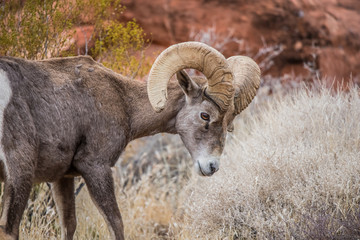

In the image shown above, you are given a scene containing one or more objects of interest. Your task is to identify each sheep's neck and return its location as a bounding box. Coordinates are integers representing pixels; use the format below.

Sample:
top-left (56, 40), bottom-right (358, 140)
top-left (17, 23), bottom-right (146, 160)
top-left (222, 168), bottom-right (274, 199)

top-left (126, 79), bottom-right (184, 140)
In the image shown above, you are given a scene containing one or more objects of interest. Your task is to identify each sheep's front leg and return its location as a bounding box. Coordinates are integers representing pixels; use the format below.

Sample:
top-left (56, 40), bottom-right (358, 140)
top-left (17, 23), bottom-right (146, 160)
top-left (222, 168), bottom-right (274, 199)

top-left (51, 177), bottom-right (76, 240)
top-left (0, 172), bottom-right (33, 240)
top-left (0, 141), bottom-right (35, 240)
top-left (75, 164), bottom-right (124, 240)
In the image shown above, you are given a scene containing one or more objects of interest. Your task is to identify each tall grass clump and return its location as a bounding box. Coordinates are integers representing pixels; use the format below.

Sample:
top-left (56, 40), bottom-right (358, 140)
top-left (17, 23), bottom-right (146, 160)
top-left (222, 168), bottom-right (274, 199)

top-left (173, 84), bottom-right (360, 239)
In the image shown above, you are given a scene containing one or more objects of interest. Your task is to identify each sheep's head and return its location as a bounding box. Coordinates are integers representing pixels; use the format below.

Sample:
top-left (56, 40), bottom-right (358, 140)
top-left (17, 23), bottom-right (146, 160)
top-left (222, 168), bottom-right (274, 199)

top-left (147, 42), bottom-right (260, 176)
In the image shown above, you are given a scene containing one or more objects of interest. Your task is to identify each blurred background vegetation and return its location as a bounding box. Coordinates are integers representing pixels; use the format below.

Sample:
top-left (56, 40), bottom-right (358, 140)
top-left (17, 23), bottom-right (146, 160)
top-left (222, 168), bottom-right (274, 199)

top-left (0, 0), bottom-right (150, 78)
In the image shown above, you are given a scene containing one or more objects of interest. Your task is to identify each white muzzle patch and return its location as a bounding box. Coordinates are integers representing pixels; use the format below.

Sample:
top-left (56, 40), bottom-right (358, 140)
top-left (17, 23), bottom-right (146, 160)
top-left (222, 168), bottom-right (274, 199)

top-left (194, 150), bottom-right (220, 177)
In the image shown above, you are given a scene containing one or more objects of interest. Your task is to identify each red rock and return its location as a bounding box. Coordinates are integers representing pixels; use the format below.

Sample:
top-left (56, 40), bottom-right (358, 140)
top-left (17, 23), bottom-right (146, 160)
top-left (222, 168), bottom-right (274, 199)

top-left (294, 41), bottom-right (303, 52)
top-left (318, 48), bottom-right (352, 84)
top-left (117, 0), bottom-right (360, 83)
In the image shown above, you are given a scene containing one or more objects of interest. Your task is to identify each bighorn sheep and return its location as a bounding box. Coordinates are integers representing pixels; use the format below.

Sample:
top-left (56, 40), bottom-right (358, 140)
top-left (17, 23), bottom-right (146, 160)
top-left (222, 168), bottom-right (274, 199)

top-left (0, 42), bottom-right (260, 240)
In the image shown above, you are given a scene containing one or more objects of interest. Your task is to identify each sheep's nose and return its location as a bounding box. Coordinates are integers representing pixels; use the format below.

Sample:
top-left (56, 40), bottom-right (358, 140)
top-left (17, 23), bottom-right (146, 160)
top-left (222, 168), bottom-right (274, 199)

top-left (209, 162), bottom-right (219, 174)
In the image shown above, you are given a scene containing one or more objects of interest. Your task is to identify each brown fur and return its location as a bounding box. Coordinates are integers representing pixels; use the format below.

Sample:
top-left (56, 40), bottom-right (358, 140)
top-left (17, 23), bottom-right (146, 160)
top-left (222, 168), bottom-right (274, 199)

top-left (0, 56), bottom-right (235, 239)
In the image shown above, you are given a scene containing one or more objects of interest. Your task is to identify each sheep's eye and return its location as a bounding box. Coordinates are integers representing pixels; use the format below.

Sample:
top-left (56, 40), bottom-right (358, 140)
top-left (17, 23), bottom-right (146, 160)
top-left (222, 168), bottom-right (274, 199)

top-left (200, 112), bottom-right (210, 121)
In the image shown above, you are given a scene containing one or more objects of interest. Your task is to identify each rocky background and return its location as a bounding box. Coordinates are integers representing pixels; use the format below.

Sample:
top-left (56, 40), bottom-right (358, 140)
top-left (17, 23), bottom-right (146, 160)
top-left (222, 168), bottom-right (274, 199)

top-left (109, 0), bottom-right (360, 84)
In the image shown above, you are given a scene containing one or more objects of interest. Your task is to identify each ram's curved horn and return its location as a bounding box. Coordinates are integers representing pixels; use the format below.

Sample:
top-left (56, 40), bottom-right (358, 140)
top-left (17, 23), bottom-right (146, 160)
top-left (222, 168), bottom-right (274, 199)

top-left (227, 56), bottom-right (261, 114)
top-left (147, 41), bottom-right (234, 112)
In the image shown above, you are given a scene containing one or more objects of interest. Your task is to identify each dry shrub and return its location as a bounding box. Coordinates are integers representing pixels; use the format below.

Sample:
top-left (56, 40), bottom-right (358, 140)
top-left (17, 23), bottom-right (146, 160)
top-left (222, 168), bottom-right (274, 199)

top-left (173, 84), bottom-right (360, 239)
top-left (19, 184), bottom-right (59, 240)
top-left (117, 135), bottom-right (192, 239)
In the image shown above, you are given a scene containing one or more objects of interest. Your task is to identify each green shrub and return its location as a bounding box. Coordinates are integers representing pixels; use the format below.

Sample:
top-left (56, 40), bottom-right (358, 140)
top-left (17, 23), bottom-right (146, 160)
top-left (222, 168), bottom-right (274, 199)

top-left (0, 0), bottom-right (78, 59)
top-left (94, 19), bottom-right (151, 78)
top-left (0, 0), bottom-right (150, 78)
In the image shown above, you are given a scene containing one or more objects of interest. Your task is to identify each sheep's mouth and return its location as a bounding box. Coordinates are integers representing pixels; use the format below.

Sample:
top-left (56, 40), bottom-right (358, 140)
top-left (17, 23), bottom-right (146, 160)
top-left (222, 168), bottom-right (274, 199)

top-left (197, 161), bottom-right (207, 176)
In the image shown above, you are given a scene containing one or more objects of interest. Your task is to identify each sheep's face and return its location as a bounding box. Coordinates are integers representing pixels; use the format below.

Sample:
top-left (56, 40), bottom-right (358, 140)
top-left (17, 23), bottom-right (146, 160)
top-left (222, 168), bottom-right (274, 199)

top-left (175, 71), bottom-right (234, 176)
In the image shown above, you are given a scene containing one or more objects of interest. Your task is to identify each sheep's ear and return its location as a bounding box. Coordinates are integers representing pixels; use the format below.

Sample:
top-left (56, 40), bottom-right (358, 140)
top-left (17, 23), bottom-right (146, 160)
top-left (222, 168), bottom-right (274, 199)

top-left (176, 70), bottom-right (200, 98)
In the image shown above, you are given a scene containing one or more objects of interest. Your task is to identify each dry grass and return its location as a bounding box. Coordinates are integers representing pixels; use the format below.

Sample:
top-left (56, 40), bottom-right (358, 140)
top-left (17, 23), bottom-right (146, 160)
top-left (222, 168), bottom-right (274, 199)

top-left (172, 83), bottom-right (360, 239)
top-left (2, 81), bottom-right (359, 239)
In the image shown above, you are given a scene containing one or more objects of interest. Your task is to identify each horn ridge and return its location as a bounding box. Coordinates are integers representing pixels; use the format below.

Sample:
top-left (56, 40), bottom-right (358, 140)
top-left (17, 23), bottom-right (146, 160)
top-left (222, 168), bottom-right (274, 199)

top-left (147, 41), bottom-right (234, 112)
top-left (227, 56), bottom-right (261, 114)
